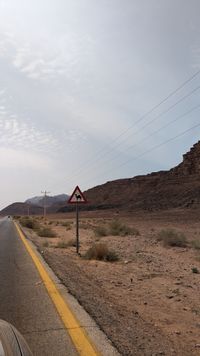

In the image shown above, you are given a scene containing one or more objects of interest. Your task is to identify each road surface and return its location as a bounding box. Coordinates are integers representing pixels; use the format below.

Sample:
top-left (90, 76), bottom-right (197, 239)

top-left (0, 217), bottom-right (79, 356)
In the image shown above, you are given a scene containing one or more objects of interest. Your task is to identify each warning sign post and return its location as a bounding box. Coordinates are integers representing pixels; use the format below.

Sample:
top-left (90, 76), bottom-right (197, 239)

top-left (68, 186), bottom-right (87, 254)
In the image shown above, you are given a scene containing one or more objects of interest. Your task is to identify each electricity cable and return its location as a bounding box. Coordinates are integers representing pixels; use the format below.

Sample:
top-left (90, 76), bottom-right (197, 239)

top-left (82, 121), bottom-right (200, 186)
top-left (67, 69), bottom-right (200, 179)
top-left (67, 84), bottom-right (200, 184)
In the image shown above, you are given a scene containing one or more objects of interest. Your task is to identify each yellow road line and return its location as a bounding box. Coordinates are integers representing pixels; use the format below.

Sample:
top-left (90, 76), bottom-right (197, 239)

top-left (14, 222), bottom-right (100, 356)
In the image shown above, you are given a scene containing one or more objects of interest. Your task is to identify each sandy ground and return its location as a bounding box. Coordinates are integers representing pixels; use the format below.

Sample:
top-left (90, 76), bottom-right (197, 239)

top-left (22, 209), bottom-right (200, 356)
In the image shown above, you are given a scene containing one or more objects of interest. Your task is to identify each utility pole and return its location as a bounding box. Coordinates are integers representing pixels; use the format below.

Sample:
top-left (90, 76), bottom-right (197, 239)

top-left (41, 191), bottom-right (50, 218)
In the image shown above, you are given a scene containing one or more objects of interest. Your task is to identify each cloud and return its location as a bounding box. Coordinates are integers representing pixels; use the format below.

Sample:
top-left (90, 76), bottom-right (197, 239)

top-left (0, 114), bottom-right (61, 153)
top-left (0, 146), bottom-right (51, 170)
top-left (0, 22), bottom-right (95, 83)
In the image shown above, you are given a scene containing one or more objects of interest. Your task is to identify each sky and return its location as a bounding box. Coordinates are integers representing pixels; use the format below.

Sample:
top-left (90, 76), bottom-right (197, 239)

top-left (0, 0), bottom-right (200, 209)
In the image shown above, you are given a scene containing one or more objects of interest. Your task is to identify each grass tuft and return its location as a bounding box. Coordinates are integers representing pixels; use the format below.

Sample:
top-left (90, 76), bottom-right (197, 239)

top-left (84, 243), bottom-right (119, 262)
top-left (37, 227), bottom-right (57, 238)
top-left (55, 241), bottom-right (69, 248)
top-left (192, 267), bottom-right (199, 274)
top-left (94, 225), bottom-right (108, 237)
top-left (61, 221), bottom-right (71, 228)
top-left (66, 239), bottom-right (77, 247)
top-left (109, 220), bottom-right (139, 236)
top-left (191, 239), bottom-right (200, 250)
top-left (19, 217), bottom-right (40, 230)
top-left (157, 229), bottom-right (187, 247)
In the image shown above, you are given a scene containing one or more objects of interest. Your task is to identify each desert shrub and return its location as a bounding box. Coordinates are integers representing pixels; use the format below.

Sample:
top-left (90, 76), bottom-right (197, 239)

top-left (106, 250), bottom-right (119, 261)
top-left (19, 217), bottom-right (40, 230)
top-left (55, 241), bottom-right (68, 248)
top-left (42, 241), bottom-right (49, 247)
top-left (192, 267), bottom-right (199, 274)
top-left (66, 239), bottom-right (76, 247)
top-left (109, 220), bottom-right (139, 236)
top-left (191, 239), bottom-right (200, 250)
top-left (84, 243), bottom-right (119, 262)
top-left (61, 221), bottom-right (71, 227)
top-left (37, 227), bottom-right (57, 238)
top-left (79, 223), bottom-right (90, 230)
top-left (13, 215), bottom-right (21, 219)
top-left (158, 229), bottom-right (187, 247)
top-left (94, 225), bottom-right (108, 237)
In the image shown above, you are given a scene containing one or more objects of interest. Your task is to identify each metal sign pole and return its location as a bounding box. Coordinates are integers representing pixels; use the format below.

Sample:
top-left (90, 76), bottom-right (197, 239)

top-left (68, 186), bottom-right (87, 256)
top-left (76, 202), bottom-right (79, 254)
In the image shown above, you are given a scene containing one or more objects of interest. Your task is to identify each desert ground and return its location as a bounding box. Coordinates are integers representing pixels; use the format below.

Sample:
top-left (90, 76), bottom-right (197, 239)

top-left (18, 209), bottom-right (200, 356)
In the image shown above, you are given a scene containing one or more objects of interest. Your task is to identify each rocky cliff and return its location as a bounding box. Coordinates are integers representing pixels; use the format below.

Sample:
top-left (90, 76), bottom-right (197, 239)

top-left (78, 141), bottom-right (200, 211)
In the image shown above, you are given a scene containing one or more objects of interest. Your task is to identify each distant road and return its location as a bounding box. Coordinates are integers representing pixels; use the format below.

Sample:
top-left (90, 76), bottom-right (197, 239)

top-left (0, 217), bottom-right (78, 356)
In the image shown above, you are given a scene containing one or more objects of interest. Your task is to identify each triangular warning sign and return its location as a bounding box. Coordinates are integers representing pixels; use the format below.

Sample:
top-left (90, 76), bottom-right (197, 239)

top-left (68, 185), bottom-right (87, 204)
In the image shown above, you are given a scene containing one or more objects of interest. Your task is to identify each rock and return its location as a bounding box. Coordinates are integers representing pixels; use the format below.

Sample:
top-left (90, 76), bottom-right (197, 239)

top-left (175, 281), bottom-right (182, 285)
top-left (174, 331), bottom-right (181, 335)
top-left (195, 344), bottom-right (200, 348)
top-left (116, 281), bottom-right (122, 285)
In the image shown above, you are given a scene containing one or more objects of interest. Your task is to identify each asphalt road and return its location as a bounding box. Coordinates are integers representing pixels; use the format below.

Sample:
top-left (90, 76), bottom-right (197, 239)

top-left (0, 217), bottom-right (78, 356)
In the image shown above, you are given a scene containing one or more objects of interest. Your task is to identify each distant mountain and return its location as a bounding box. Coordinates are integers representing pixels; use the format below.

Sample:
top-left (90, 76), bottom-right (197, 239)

top-left (26, 194), bottom-right (69, 207)
top-left (0, 202), bottom-right (43, 216)
top-left (0, 194), bottom-right (69, 216)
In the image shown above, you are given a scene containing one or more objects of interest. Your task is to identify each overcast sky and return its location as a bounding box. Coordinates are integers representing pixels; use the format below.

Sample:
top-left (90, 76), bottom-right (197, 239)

top-left (0, 0), bottom-right (200, 208)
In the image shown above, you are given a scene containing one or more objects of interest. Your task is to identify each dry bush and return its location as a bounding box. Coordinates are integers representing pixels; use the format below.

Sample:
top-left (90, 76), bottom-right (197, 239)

top-left (79, 223), bottom-right (90, 230)
top-left (55, 241), bottom-right (69, 248)
top-left (37, 227), bottom-right (57, 238)
top-left (191, 239), bottom-right (200, 250)
top-left (66, 239), bottom-right (77, 247)
top-left (19, 217), bottom-right (40, 230)
top-left (109, 220), bottom-right (139, 236)
top-left (42, 241), bottom-right (49, 247)
top-left (158, 229), bottom-right (187, 247)
top-left (94, 225), bottom-right (108, 237)
top-left (192, 267), bottom-right (199, 274)
top-left (84, 243), bottom-right (119, 262)
top-left (61, 221), bottom-right (71, 228)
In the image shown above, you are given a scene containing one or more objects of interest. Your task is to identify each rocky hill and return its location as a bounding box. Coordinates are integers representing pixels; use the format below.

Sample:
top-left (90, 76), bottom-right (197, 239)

top-left (2, 141), bottom-right (200, 215)
top-left (0, 202), bottom-right (43, 216)
top-left (59, 140), bottom-right (200, 212)
top-left (0, 194), bottom-right (69, 216)
top-left (26, 194), bottom-right (69, 207)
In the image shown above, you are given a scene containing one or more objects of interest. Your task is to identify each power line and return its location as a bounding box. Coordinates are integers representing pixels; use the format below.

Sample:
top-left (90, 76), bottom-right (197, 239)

top-left (82, 121), bottom-right (200, 187)
top-left (67, 69), bottom-right (200, 181)
top-left (67, 84), bottom-right (200, 184)
top-left (91, 103), bottom-right (200, 170)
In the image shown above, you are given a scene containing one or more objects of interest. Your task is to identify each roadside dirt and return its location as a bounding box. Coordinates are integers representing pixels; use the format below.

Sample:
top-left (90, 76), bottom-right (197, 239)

top-left (22, 209), bottom-right (200, 356)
